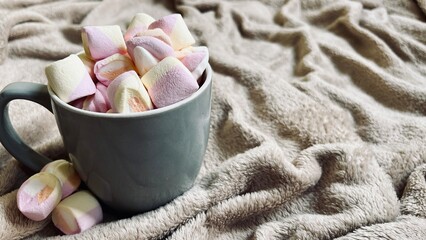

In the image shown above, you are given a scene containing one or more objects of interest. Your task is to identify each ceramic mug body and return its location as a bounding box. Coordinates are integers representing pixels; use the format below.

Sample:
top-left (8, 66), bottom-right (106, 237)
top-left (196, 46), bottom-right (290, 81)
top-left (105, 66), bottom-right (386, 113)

top-left (0, 65), bottom-right (212, 213)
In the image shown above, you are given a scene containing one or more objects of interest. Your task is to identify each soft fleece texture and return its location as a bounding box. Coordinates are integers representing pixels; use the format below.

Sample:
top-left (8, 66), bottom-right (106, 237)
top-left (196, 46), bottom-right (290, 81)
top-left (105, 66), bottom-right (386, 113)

top-left (1, 0), bottom-right (426, 239)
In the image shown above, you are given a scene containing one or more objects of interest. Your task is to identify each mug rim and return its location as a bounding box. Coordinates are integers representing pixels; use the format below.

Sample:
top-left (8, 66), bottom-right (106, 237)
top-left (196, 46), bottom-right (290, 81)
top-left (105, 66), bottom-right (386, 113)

top-left (48, 64), bottom-right (212, 118)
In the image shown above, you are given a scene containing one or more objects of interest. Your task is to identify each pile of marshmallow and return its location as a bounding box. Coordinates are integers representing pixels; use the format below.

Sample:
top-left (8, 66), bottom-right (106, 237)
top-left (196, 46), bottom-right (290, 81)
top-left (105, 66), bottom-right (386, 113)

top-left (17, 160), bottom-right (102, 235)
top-left (45, 13), bottom-right (209, 113)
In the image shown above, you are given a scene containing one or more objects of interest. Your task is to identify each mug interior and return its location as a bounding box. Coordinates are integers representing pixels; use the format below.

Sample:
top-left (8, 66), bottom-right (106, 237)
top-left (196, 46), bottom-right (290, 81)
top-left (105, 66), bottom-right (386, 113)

top-left (48, 64), bottom-right (212, 118)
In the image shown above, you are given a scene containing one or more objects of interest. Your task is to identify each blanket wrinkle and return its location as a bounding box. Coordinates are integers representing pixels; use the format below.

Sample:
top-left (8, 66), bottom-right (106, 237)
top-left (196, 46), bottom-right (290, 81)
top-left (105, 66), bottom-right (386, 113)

top-left (0, 160), bottom-right (29, 196)
top-left (201, 143), bottom-right (322, 226)
top-left (336, 215), bottom-right (426, 239)
top-left (0, 0), bottom-right (58, 10)
top-left (416, 0), bottom-right (426, 16)
top-left (0, 1), bottom-right (98, 63)
top-left (167, 143), bottom-right (400, 240)
top-left (0, 0), bottom-right (426, 239)
top-left (400, 164), bottom-right (426, 217)
top-left (319, 43), bottom-right (426, 114)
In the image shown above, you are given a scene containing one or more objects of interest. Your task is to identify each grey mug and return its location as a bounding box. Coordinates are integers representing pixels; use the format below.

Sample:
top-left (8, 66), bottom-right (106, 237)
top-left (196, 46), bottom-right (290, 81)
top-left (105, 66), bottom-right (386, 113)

top-left (0, 65), bottom-right (212, 213)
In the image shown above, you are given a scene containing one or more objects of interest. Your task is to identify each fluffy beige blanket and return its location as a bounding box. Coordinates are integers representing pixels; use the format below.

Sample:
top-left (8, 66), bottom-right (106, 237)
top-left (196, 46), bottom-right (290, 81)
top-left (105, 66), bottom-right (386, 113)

top-left (1, 0), bottom-right (426, 239)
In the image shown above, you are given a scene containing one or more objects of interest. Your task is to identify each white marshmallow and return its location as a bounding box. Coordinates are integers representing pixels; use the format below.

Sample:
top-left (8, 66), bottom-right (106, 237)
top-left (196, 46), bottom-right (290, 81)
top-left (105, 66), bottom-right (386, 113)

top-left (45, 54), bottom-right (96, 103)
top-left (52, 190), bottom-right (103, 235)
top-left (107, 71), bottom-right (153, 113)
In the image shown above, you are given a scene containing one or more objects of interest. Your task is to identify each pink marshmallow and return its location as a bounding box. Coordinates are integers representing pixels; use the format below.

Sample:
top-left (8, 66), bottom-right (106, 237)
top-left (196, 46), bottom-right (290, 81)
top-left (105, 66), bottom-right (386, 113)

top-left (69, 98), bottom-right (85, 109)
top-left (82, 25), bottom-right (127, 60)
top-left (124, 13), bottom-right (155, 41)
top-left (107, 71), bottom-right (153, 113)
top-left (52, 191), bottom-right (103, 235)
top-left (83, 83), bottom-right (111, 113)
top-left (94, 53), bottom-right (136, 86)
top-left (148, 14), bottom-right (195, 50)
top-left (41, 159), bottom-right (81, 199)
top-left (126, 36), bottom-right (174, 62)
top-left (135, 28), bottom-right (172, 46)
top-left (17, 172), bottom-right (62, 221)
top-left (177, 46), bottom-right (209, 82)
top-left (45, 54), bottom-right (96, 103)
top-left (141, 56), bottom-right (199, 108)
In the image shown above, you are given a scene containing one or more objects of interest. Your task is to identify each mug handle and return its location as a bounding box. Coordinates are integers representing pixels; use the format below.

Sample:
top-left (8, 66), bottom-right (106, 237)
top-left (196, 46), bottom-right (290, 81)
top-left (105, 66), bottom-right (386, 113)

top-left (0, 82), bottom-right (53, 172)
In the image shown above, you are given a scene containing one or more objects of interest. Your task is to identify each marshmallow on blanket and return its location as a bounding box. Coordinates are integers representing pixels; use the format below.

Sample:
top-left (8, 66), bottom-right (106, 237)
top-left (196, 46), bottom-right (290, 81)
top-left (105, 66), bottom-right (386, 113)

top-left (177, 46), bottom-right (209, 81)
top-left (83, 83), bottom-right (111, 113)
top-left (107, 71), bottom-right (153, 113)
top-left (52, 190), bottom-right (103, 235)
top-left (17, 172), bottom-right (62, 221)
top-left (148, 14), bottom-right (195, 50)
top-left (41, 160), bottom-right (81, 199)
top-left (126, 36), bottom-right (174, 61)
top-left (45, 54), bottom-right (96, 103)
top-left (124, 13), bottom-right (155, 41)
top-left (141, 56), bottom-right (198, 108)
top-left (94, 53), bottom-right (136, 86)
top-left (82, 25), bottom-right (127, 60)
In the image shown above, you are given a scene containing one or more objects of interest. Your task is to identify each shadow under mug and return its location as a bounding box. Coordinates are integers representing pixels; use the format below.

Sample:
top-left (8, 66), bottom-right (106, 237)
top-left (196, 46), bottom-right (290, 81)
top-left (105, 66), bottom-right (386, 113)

top-left (0, 65), bottom-right (212, 213)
